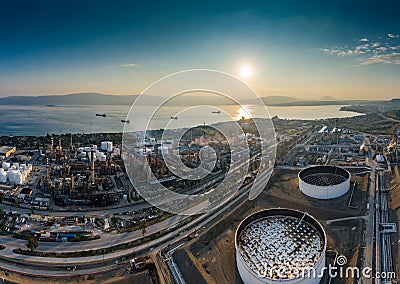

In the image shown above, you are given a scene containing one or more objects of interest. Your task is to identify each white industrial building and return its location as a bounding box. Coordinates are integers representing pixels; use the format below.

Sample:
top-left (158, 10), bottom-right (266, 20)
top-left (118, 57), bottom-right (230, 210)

top-left (298, 165), bottom-right (350, 199)
top-left (235, 208), bottom-right (326, 284)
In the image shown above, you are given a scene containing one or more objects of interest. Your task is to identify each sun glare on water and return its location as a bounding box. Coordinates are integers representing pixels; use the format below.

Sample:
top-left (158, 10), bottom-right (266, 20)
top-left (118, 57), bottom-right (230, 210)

top-left (237, 106), bottom-right (252, 120)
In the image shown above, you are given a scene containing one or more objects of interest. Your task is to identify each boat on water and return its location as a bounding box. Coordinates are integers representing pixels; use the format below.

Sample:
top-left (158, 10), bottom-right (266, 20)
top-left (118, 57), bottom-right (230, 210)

top-left (96, 113), bottom-right (107, 117)
top-left (121, 120), bottom-right (130, 123)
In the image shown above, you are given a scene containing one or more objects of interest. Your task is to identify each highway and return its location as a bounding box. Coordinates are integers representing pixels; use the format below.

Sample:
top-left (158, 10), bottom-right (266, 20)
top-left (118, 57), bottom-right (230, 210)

top-left (0, 179), bottom-right (254, 277)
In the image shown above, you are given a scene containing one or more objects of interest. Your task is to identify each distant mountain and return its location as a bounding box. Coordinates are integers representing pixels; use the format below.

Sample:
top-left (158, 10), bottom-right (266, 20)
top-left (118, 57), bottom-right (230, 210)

top-left (319, 96), bottom-right (336, 101)
top-left (244, 95), bottom-right (300, 105)
top-left (269, 99), bottom-right (383, 106)
top-left (0, 93), bottom-right (387, 107)
top-left (0, 93), bottom-right (163, 106)
top-left (384, 98), bottom-right (400, 106)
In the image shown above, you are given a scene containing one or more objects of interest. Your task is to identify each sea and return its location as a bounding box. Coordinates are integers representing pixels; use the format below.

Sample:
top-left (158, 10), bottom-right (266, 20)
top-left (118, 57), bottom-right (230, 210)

top-left (0, 104), bottom-right (362, 136)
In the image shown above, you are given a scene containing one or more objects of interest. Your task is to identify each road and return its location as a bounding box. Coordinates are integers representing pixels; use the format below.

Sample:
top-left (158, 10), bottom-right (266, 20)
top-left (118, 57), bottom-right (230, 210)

top-left (361, 139), bottom-right (377, 284)
top-left (0, 179), bottom-right (254, 277)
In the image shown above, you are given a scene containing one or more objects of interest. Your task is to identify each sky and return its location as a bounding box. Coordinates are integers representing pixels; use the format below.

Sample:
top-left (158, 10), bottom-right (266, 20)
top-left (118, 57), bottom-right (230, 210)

top-left (1, 0), bottom-right (400, 100)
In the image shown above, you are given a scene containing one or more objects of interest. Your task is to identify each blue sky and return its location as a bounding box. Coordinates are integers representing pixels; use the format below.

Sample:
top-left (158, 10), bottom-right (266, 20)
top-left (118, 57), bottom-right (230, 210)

top-left (1, 0), bottom-right (400, 99)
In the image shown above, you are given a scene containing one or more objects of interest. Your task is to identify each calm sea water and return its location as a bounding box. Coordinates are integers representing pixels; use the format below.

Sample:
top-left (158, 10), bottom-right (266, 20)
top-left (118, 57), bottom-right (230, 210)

top-left (0, 104), bottom-right (361, 136)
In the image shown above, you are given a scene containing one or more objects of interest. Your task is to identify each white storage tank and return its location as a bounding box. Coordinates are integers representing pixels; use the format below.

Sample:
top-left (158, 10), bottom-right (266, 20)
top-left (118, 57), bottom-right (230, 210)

top-left (88, 154), bottom-right (97, 162)
top-left (298, 165), bottom-right (351, 199)
top-left (101, 141), bottom-right (113, 152)
top-left (236, 208), bottom-right (326, 284)
top-left (8, 169), bottom-right (18, 183)
top-left (2, 162), bottom-right (10, 170)
top-left (0, 169), bottom-right (7, 183)
top-left (14, 172), bottom-right (24, 184)
top-left (97, 153), bottom-right (107, 162)
top-left (160, 146), bottom-right (169, 155)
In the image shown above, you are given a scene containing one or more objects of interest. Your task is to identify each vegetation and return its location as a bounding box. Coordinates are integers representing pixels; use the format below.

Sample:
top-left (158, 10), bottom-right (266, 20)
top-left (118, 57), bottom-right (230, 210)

top-left (139, 220), bottom-right (147, 236)
top-left (13, 214), bottom-right (199, 258)
top-left (26, 237), bottom-right (39, 251)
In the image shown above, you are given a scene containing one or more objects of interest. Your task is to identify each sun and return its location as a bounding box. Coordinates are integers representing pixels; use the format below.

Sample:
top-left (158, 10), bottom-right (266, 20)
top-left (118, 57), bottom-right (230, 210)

top-left (240, 65), bottom-right (252, 78)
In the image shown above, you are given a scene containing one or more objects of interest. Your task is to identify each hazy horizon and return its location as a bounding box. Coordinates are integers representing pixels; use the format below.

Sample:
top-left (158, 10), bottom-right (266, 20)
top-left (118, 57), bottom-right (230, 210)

top-left (1, 1), bottom-right (400, 100)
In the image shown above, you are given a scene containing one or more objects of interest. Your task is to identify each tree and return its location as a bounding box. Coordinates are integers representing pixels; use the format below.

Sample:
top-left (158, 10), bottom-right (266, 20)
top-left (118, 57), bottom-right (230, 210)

top-left (26, 237), bottom-right (38, 252)
top-left (110, 215), bottom-right (118, 226)
top-left (138, 220), bottom-right (147, 237)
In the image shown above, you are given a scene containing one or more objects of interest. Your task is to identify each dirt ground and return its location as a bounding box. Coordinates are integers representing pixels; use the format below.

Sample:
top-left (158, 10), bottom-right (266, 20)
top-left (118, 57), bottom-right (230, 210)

top-left (175, 170), bottom-right (368, 284)
top-left (388, 165), bottom-right (400, 279)
top-left (0, 267), bottom-right (157, 284)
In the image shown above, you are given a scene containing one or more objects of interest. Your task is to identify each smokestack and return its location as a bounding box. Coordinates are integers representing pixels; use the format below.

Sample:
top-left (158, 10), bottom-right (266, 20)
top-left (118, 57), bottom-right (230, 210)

top-left (70, 134), bottom-right (73, 152)
top-left (58, 138), bottom-right (62, 156)
top-left (50, 137), bottom-right (54, 154)
top-left (71, 174), bottom-right (75, 190)
top-left (91, 145), bottom-right (95, 183)
top-left (335, 118), bottom-right (339, 145)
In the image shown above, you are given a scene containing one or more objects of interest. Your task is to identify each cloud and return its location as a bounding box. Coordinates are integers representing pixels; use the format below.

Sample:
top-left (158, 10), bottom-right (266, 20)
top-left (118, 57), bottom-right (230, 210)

top-left (360, 53), bottom-right (400, 65)
top-left (320, 33), bottom-right (400, 65)
top-left (320, 48), bottom-right (354, 56)
top-left (120, 63), bottom-right (140, 67)
top-left (354, 44), bottom-right (370, 54)
top-left (388, 33), bottom-right (399, 39)
top-left (375, 46), bottom-right (388, 53)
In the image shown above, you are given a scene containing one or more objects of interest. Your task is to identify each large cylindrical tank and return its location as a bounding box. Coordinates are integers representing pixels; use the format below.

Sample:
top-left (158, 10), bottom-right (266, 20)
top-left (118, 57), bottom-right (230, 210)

top-left (14, 172), bottom-right (24, 184)
top-left (97, 153), bottom-right (107, 162)
top-left (2, 162), bottom-right (10, 170)
top-left (0, 169), bottom-right (7, 183)
top-left (298, 166), bottom-right (350, 199)
top-left (101, 141), bottom-right (113, 152)
top-left (236, 208), bottom-right (326, 284)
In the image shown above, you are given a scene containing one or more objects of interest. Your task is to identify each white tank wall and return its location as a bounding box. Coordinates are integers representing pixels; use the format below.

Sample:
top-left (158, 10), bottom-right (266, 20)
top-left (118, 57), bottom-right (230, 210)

top-left (299, 178), bottom-right (350, 199)
top-left (0, 170), bottom-right (7, 183)
top-left (236, 249), bottom-right (326, 284)
top-left (101, 141), bottom-right (113, 151)
top-left (2, 162), bottom-right (10, 170)
top-left (97, 153), bottom-right (107, 162)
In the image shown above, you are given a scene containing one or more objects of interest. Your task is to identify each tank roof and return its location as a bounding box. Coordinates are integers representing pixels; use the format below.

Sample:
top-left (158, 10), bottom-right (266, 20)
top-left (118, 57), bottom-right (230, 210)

top-left (299, 165), bottom-right (350, 186)
top-left (237, 209), bottom-right (325, 280)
